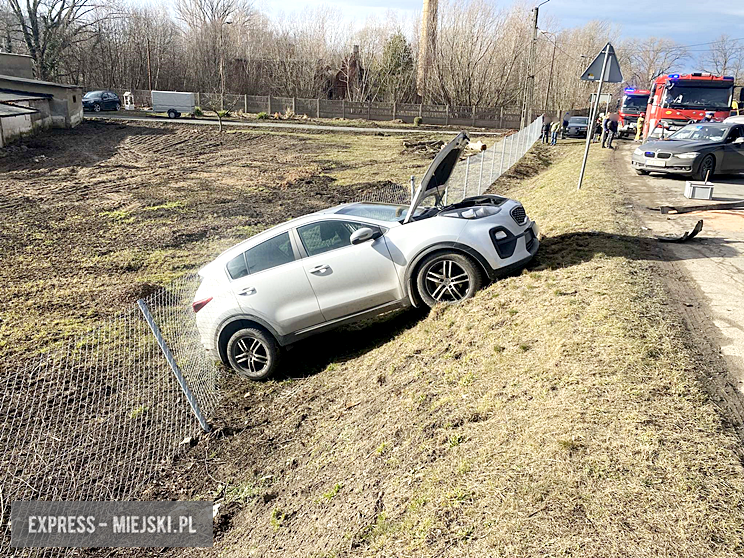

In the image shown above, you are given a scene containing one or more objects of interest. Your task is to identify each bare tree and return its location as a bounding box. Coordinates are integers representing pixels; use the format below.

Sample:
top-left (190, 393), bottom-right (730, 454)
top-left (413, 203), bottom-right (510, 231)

top-left (7, 0), bottom-right (99, 80)
top-left (699, 34), bottom-right (741, 79)
top-left (621, 37), bottom-right (689, 87)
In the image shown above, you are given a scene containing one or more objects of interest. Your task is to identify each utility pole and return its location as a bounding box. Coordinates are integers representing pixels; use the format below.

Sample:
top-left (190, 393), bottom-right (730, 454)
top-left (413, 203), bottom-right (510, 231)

top-left (543, 32), bottom-right (557, 113)
top-left (146, 37), bottom-right (153, 92)
top-left (521, 0), bottom-right (550, 128)
top-left (520, 5), bottom-right (539, 128)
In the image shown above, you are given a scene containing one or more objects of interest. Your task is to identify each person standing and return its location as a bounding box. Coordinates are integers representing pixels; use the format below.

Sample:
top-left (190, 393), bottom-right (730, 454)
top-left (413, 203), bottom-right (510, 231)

top-left (603, 116), bottom-right (618, 149)
top-left (550, 120), bottom-right (561, 145)
top-left (541, 118), bottom-right (552, 143)
top-left (635, 112), bottom-right (645, 142)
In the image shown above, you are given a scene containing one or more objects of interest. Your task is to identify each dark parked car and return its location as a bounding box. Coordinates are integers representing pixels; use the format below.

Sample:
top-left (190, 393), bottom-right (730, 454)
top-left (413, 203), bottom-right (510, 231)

top-left (82, 91), bottom-right (121, 112)
top-left (564, 116), bottom-right (589, 138)
top-left (631, 122), bottom-right (744, 181)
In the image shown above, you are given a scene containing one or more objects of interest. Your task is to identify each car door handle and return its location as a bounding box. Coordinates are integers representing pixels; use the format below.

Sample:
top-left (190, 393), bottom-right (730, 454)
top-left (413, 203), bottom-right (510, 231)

top-left (238, 286), bottom-right (256, 296)
top-left (309, 264), bottom-right (329, 274)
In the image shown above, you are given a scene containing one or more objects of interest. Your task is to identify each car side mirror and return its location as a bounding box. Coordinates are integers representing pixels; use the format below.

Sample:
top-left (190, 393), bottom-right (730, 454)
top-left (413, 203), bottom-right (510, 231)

top-left (350, 227), bottom-right (382, 245)
top-left (734, 137), bottom-right (744, 144)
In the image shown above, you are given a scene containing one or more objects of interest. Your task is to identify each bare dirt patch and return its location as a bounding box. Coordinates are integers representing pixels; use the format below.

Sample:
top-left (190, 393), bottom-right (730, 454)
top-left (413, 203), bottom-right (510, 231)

top-left (0, 121), bottom-right (447, 358)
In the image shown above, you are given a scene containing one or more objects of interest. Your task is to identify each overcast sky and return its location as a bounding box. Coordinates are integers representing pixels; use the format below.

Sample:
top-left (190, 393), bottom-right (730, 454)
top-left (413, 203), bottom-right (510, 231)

top-left (259, 0), bottom-right (744, 48)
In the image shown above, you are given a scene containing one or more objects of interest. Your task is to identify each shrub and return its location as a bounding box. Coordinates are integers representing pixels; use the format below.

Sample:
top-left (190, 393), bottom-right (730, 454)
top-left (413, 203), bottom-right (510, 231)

top-left (257, 111), bottom-right (269, 120)
top-left (193, 106), bottom-right (203, 117)
top-left (414, 116), bottom-right (423, 126)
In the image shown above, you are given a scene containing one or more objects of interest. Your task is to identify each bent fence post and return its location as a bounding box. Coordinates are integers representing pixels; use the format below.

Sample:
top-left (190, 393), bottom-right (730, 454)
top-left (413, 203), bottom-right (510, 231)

top-left (137, 299), bottom-right (211, 433)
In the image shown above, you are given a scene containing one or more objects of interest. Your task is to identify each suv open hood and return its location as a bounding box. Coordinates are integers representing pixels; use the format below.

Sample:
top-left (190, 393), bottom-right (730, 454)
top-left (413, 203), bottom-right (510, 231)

top-left (403, 132), bottom-right (470, 223)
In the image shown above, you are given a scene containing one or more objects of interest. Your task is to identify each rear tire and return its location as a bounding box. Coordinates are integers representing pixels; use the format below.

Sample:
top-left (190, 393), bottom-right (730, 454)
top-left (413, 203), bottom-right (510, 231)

top-left (168, 109), bottom-right (177, 119)
top-left (115, 103), bottom-right (121, 111)
top-left (93, 103), bottom-right (101, 112)
top-left (695, 154), bottom-right (715, 182)
top-left (226, 328), bottom-right (279, 380)
top-left (416, 252), bottom-right (483, 308)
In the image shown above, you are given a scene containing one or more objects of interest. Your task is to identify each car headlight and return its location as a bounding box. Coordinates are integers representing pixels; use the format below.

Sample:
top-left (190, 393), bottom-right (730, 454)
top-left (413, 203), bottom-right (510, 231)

top-left (633, 147), bottom-right (644, 156)
top-left (677, 152), bottom-right (700, 159)
top-left (442, 205), bottom-right (501, 219)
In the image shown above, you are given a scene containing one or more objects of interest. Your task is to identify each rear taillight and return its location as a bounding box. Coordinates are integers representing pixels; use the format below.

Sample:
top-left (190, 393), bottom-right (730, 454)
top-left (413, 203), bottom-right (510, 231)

top-left (192, 297), bottom-right (213, 313)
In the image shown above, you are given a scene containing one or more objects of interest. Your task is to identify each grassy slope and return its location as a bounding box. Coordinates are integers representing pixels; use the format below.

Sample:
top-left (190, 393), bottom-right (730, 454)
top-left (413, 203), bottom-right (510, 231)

top-left (203, 141), bottom-right (744, 557)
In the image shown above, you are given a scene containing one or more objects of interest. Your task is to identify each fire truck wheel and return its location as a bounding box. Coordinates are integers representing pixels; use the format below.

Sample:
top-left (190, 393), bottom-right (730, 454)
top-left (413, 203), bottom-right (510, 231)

top-left (635, 169), bottom-right (649, 176)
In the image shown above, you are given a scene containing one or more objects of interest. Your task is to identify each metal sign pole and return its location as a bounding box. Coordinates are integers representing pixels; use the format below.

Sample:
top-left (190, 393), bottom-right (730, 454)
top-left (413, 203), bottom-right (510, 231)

top-left (577, 45), bottom-right (610, 191)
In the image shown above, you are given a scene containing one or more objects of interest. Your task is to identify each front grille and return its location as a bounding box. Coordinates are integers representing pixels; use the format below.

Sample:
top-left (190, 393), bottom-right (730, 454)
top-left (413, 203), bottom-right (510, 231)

top-left (511, 206), bottom-right (526, 225)
top-left (657, 152), bottom-right (672, 159)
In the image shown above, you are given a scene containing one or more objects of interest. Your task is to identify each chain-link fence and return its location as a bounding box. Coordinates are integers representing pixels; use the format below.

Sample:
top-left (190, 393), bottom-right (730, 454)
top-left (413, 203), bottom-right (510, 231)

top-left (0, 275), bottom-right (220, 557)
top-left (1, 116), bottom-right (542, 556)
top-left (346, 116), bottom-right (544, 206)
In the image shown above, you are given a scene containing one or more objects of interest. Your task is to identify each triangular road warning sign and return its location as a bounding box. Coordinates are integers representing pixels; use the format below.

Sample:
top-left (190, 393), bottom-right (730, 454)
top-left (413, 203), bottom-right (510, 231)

top-left (580, 43), bottom-right (623, 83)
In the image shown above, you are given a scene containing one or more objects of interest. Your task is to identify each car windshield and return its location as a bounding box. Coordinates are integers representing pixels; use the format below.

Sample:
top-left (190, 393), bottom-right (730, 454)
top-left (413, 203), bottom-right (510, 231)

top-left (669, 124), bottom-right (730, 142)
top-left (622, 96), bottom-right (649, 111)
top-left (84, 92), bottom-right (101, 99)
top-left (336, 203), bottom-right (425, 222)
top-left (569, 117), bottom-right (589, 125)
top-left (664, 84), bottom-right (732, 110)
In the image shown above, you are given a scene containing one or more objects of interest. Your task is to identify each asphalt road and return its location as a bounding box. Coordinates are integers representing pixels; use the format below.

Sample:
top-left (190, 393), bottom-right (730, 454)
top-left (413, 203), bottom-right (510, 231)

top-left (85, 113), bottom-right (507, 136)
top-left (617, 140), bottom-right (744, 390)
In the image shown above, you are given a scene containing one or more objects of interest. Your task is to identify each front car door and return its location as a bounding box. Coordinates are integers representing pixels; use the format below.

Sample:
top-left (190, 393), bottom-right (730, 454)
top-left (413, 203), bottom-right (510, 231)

top-left (722, 125), bottom-right (744, 172)
top-left (101, 92), bottom-right (113, 110)
top-left (226, 231), bottom-right (324, 336)
top-left (295, 219), bottom-right (403, 321)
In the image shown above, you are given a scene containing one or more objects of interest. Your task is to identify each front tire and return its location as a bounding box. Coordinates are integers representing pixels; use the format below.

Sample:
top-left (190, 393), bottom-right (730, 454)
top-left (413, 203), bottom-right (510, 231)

top-left (93, 103), bottom-right (101, 112)
top-left (416, 252), bottom-right (483, 308)
top-left (115, 103), bottom-right (121, 111)
top-left (695, 154), bottom-right (715, 182)
top-left (226, 328), bottom-right (279, 380)
top-left (168, 109), bottom-right (177, 119)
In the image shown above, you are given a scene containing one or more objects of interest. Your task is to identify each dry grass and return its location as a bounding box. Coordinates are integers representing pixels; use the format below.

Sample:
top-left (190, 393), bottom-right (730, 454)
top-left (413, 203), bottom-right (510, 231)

top-left (164, 140), bottom-right (744, 558)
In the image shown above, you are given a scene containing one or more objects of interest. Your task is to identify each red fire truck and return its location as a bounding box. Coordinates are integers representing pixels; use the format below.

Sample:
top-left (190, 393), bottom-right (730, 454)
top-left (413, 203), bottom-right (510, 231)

top-left (643, 73), bottom-right (736, 139)
top-left (617, 88), bottom-right (650, 138)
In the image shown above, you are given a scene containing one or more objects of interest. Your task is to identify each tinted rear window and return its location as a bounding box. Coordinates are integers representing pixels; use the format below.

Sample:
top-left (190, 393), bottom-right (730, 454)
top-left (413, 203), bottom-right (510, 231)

top-left (246, 232), bottom-right (294, 275)
top-left (227, 253), bottom-right (248, 279)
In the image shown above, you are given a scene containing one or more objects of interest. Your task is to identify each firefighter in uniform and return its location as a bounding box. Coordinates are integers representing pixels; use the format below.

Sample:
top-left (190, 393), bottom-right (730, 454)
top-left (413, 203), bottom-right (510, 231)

top-left (635, 113), bottom-right (645, 142)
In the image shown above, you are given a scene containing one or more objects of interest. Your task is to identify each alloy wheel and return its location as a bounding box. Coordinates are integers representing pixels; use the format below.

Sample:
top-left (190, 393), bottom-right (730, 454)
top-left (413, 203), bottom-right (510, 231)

top-left (424, 259), bottom-right (471, 303)
top-left (233, 336), bottom-right (269, 375)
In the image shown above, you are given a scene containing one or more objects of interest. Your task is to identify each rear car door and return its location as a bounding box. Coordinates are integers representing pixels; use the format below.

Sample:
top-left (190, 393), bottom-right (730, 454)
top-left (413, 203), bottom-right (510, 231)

top-left (723, 125), bottom-right (744, 172)
top-left (227, 231), bottom-right (324, 335)
top-left (296, 219), bottom-right (402, 321)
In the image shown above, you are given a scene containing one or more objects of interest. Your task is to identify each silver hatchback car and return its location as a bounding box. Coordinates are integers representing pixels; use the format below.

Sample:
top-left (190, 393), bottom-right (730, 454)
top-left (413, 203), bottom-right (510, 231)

top-left (193, 132), bottom-right (539, 379)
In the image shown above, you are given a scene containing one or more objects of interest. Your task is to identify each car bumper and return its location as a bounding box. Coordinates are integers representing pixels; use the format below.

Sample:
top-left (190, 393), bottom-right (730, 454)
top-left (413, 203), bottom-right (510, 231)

top-left (631, 156), bottom-right (694, 175)
top-left (483, 221), bottom-right (539, 279)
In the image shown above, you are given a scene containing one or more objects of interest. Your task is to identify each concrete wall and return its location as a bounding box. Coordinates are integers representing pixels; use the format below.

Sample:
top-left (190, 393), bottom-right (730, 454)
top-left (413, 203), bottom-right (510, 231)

top-left (0, 98), bottom-right (53, 147)
top-left (0, 53), bottom-right (35, 79)
top-left (0, 76), bottom-right (82, 128)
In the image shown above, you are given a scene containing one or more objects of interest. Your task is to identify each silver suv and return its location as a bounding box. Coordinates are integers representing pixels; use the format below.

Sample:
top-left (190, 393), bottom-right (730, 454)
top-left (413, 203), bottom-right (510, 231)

top-left (193, 133), bottom-right (539, 379)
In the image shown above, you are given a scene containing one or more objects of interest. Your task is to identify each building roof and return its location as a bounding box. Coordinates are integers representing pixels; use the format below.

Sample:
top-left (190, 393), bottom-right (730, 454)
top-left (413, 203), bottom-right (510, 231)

top-left (0, 89), bottom-right (49, 102)
top-left (0, 102), bottom-right (38, 118)
top-left (0, 73), bottom-right (81, 90)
